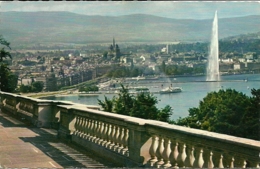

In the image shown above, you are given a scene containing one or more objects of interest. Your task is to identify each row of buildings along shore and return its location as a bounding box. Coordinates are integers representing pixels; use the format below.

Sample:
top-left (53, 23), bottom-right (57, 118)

top-left (8, 38), bottom-right (260, 91)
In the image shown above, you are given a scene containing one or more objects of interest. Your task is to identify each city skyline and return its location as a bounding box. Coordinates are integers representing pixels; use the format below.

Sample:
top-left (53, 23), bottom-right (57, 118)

top-left (1, 1), bottom-right (260, 20)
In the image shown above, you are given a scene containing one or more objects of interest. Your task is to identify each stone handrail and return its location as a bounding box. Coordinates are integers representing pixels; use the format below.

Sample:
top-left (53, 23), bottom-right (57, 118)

top-left (57, 104), bottom-right (148, 166)
top-left (0, 91), bottom-right (259, 168)
top-left (145, 121), bottom-right (260, 168)
top-left (0, 91), bottom-right (85, 127)
top-left (56, 104), bottom-right (260, 168)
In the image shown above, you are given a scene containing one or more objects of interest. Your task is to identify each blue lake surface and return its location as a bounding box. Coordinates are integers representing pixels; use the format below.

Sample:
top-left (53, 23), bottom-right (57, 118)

top-left (46, 74), bottom-right (260, 120)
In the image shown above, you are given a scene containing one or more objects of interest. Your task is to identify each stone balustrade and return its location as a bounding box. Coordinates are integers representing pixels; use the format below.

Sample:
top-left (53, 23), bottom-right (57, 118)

top-left (0, 91), bottom-right (259, 168)
top-left (0, 91), bottom-right (75, 127)
top-left (145, 121), bottom-right (260, 168)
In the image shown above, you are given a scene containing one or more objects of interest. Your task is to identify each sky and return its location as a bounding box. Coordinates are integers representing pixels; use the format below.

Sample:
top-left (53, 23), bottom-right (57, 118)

top-left (0, 1), bottom-right (260, 20)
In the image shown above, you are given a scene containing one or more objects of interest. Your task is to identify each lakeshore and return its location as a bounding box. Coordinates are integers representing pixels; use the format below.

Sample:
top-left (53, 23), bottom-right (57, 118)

top-left (24, 73), bottom-right (259, 99)
top-left (41, 74), bottom-right (260, 120)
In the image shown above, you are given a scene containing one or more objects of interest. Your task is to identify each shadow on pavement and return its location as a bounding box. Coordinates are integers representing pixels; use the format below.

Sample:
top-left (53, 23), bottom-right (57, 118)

top-left (0, 111), bottom-right (118, 168)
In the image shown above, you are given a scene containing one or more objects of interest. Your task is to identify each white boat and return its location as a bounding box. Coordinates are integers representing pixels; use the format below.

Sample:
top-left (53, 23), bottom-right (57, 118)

top-left (159, 87), bottom-right (182, 94)
top-left (131, 76), bottom-right (146, 81)
top-left (78, 92), bottom-right (101, 96)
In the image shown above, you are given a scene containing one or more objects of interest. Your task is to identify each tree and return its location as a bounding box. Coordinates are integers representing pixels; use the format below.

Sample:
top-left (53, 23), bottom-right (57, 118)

top-left (0, 35), bottom-right (18, 92)
top-left (79, 85), bottom-right (99, 93)
top-left (46, 73), bottom-right (58, 91)
top-left (31, 81), bottom-right (44, 92)
top-left (98, 84), bottom-right (173, 122)
top-left (175, 89), bottom-right (259, 140)
top-left (0, 35), bottom-right (11, 62)
top-left (19, 84), bottom-right (32, 93)
top-left (130, 92), bottom-right (172, 122)
top-left (161, 61), bottom-right (166, 73)
top-left (241, 89), bottom-right (260, 140)
top-left (98, 96), bottom-right (113, 112)
top-left (0, 64), bottom-right (18, 92)
top-left (103, 51), bottom-right (108, 59)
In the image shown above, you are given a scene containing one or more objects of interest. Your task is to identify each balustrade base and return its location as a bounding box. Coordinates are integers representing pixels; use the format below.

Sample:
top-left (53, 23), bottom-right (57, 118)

top-left (71, 134), bottom-right (142, 167)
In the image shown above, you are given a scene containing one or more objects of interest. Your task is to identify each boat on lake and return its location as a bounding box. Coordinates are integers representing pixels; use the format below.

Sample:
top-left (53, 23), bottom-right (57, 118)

top-left (129, 87), bottom-right (150, 94)
top-left (159, 87), bottom-right (182, 94)
top-left (78, 92), bottom-right (102, 96)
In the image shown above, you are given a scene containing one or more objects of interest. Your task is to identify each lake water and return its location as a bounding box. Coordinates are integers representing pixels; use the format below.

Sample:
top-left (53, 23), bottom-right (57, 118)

top-left (44, 74), bottom-right (260, 120)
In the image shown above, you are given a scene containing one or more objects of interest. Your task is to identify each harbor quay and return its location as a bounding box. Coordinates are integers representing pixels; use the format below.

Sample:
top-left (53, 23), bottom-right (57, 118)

top-left (0, 91), bottom-right (259, 168)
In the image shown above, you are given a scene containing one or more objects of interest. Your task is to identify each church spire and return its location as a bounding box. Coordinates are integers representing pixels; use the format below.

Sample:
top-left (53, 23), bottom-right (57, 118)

top-left (113, 37), bottom-right (115, 49)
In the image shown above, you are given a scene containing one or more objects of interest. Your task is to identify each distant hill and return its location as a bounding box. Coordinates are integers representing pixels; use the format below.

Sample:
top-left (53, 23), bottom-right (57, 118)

top-left (1, 12), bottom-right (260, 46)
top-left (222, 31), bottom-right (260, 41)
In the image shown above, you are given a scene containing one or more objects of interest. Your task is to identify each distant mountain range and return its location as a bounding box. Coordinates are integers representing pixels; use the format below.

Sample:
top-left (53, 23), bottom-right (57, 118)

top-left (1, 11), bottom-right (260, 46)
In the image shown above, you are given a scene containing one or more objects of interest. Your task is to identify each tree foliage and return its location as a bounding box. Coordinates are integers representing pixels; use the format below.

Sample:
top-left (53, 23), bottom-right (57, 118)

top-left (18, 60), bottom-right (37, 66)
top-left (0, 35), bottom-right (18, 92)
top-left (32, 81), bottom-right (44, 92)
top-left (46, 73), bottom-right (58, 91)
top-left (19, 81), bottom-right (44, 93)
top-left (106, 66), bottom-right (144, 78)
top-left (175, 89), bottom-right (260, 140)
top-left (0, 35), bottom-right (11, 62)
top-left (98, 84), bottom-right (173, 122)
top-left (0, 64), bottom-right (18, 92)
top-left (79, 85), bottom-right (99, 92)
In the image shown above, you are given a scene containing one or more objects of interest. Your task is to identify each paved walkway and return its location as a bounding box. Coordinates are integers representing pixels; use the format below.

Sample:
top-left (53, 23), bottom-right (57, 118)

top-left (0, 111), bottom-right (117, 168)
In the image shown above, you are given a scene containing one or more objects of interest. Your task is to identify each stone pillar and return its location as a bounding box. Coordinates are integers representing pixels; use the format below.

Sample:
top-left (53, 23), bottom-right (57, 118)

top-left (13, 95), bottom-right (19, 116)
top-left (33, 99), bottom-right (54, 128)
top-left (57, 105), bottom-right (76, 142)
top-left (52, 101), bottom-right (73, 129)
top-left (125, 118), bottom-right (150, 167)
top-left (5, 94), bottom-right (18, 115)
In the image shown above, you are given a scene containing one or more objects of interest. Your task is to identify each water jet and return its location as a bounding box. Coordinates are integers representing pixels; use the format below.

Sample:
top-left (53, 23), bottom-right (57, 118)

top-left (206, 11), bottom-right (220, 81)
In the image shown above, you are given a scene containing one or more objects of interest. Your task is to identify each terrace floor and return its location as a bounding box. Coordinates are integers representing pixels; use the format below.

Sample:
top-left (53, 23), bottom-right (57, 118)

top-left (0, 111), bottom-right (119, 168)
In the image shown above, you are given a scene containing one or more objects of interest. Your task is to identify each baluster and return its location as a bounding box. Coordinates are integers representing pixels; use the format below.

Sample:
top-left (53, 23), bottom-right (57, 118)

top-left (155, 137), bottom-right (165, 168)
top-left (250, 160), bottom-right (260, 168)
top-left (100, 122), bottom-right (107, 145)
top-left (162, 138), bottom-right (172, 168)
top-left (95, 120), bottom-right (100, 144)
top-left (147, 135), bottom-right (159, 167)
top-left (109, 124), bottom-right (116, 149)
top-left (177, 143), bottom-right (187, 167)
top-left (118, 127), bottom-right (124, 153)
top-left (255, 162), bottom-right (260, 168)
top-left (99, 121), bottom-right (105, 145)
top-left (114, 125), bottom-right (120, 151)
top-left (78, 117), bottom-right (84, 137)
top-left (103, 123), bottom-right (109, 146)
top-left (82, 117), bottom-right (88, 139)
top-left (171, 140), bottom-right (179, 167)
top-left (208, 151), bottom-right (214, 169)
top-left (93, 120), bottom-right (98, 143)
top-left (80, 117), bottom-right (86, 137)
top-left (86, 119), bottom-right (91, 140)
top-left (105, 123), bottom-right (112, 148)
top-left (99, 121), bottom-right (104, 143)
top-left (194, 148), bottom-right (204, 168)
top-left (82, 117), bottom-right (86, 136)
top-left (85, 118), bottom-right (91, 140)
top-left (95, 121), bottom-right (100, 143)
top-left (242, 160), bottom-right (247, 168)
top-left (186, 145), bottom-right (195, 167)
top-left (74, 116), bottom-right (80, 135)
top-left (218, 154), bottom-right (224, 168)
top-left (123, 128), bottom-right (129, 156)
top-left (89, 119), bottom-right (94, 141)
top-left (230, 157), bottom-right (235, 168)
